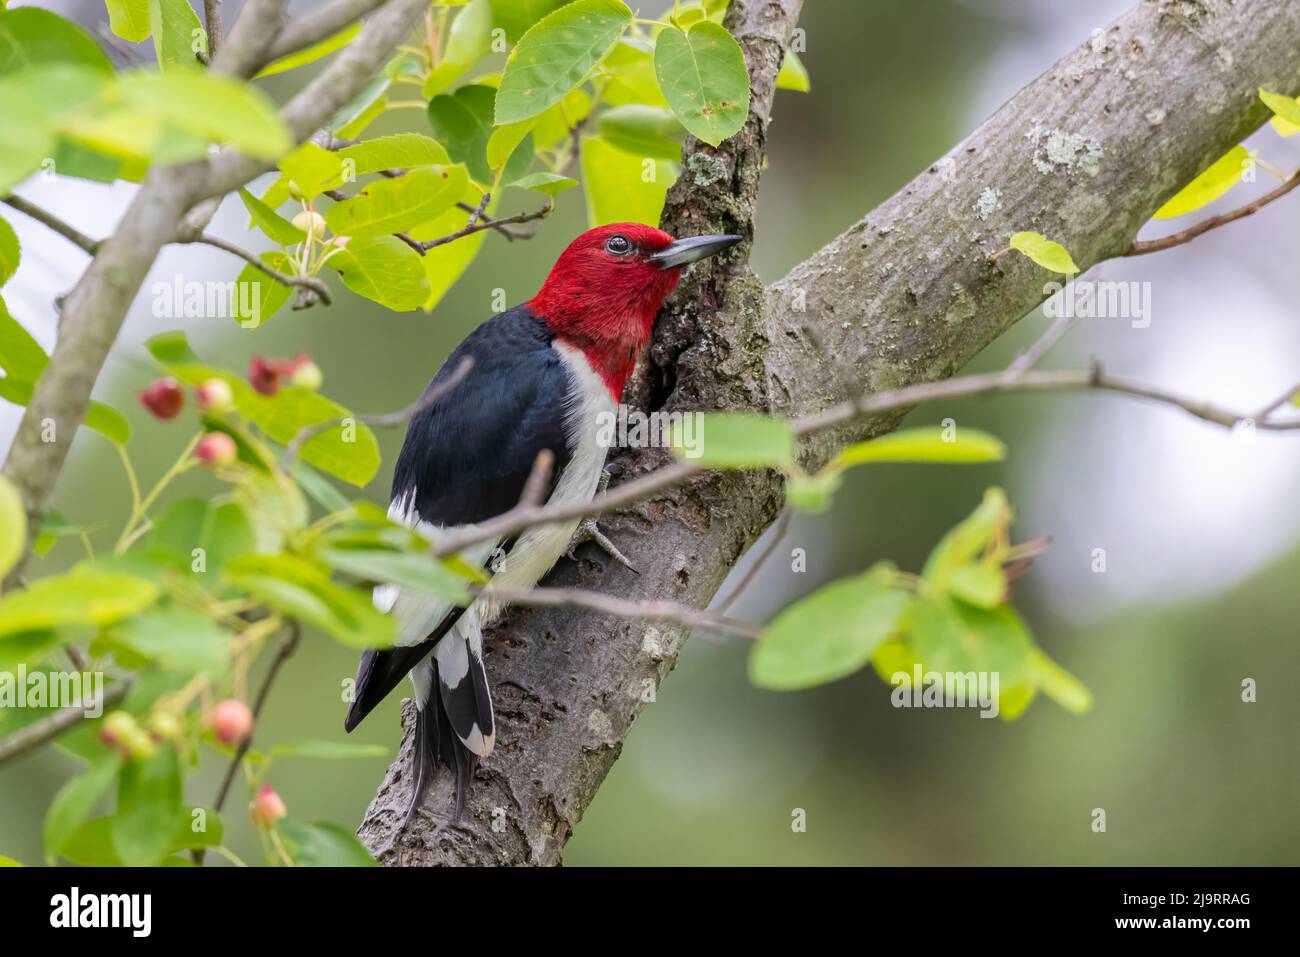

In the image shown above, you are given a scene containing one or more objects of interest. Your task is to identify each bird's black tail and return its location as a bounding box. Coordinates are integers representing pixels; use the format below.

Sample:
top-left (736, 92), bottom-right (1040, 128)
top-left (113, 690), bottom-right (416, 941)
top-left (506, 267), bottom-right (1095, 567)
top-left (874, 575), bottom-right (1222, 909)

top-left (404, 658), bottom-right (476, 828)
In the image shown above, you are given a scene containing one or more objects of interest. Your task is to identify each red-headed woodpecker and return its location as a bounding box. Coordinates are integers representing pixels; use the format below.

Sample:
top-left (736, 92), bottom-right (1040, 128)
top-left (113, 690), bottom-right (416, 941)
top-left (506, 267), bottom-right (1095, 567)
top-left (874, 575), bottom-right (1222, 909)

top-left (344, 223), bottom-right (741, 824)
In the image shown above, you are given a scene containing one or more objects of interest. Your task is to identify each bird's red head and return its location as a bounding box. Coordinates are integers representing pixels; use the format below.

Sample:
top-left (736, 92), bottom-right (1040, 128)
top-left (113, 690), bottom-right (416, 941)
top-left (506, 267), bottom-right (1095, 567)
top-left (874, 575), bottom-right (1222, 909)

top-left (529, 223), bottom-right (741, 399)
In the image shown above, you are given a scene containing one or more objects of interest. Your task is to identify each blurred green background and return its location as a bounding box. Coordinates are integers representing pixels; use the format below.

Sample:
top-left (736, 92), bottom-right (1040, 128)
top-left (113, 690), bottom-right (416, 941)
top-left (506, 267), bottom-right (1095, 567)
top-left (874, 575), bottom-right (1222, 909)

top-left (2, 0), bottom-right (1298, 865)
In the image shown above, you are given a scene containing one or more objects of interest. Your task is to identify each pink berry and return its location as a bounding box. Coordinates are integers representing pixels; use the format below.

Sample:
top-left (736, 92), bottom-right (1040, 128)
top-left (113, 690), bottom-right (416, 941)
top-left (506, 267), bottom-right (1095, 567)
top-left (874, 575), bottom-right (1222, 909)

top-left (209, 698), bottom-right (253, 745)
top-left (250, 785), bottom-right (287, 828)
top-left (194, 432), bottom-right (237, 467)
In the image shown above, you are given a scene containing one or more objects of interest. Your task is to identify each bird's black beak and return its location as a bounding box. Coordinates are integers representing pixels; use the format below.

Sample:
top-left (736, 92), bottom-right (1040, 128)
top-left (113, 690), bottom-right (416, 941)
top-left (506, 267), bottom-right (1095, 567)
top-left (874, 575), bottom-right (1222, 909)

top-left (649, 233), bottom-right (742, 269)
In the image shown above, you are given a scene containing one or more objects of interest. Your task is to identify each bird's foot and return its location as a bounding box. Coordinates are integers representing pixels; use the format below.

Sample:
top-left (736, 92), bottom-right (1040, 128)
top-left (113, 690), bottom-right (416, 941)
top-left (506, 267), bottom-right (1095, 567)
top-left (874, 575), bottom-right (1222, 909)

top-left (566, 516), bottom-right (639, 574)
top-left (567, 468), bottom-right (638, 572)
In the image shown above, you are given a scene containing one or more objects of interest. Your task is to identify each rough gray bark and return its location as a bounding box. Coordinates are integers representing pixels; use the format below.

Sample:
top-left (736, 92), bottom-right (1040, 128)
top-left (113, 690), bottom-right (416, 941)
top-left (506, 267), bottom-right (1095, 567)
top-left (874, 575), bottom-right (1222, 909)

top-left (358, 0), bottom-right (1300, 865)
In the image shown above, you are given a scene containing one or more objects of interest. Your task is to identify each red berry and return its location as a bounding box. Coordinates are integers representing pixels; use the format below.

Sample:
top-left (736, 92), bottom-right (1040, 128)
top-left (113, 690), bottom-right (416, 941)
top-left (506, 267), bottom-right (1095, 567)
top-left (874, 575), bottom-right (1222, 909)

top-left (250, 785), bottom-right (287, 828)
top-left (249, 356), bottom-right (281, 396)
top-left (139, 377), bottom-right (184, 420)
top-left (209, 698), bottom-right (253, 745)
top-left (194, 432), bottom-right (237, 467)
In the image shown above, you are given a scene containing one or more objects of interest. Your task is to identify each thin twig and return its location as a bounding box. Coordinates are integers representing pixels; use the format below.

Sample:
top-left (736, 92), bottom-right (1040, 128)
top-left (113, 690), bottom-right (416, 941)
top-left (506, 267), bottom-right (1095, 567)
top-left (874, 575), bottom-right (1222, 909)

top-left (1, 195), bottom-right (99, 254)
top-left (281, 356), bottom-right (474, 468)
top-left (1125, 169), bottom-right (1300, 256)
top-left (716, 506), bottom-right (792, 615)
top-left (474, 584), bottom-right (761, 640)
top-left (204, 0), bottom-right (225, 58)
top-left (183, 233), bottom-right (333, 304)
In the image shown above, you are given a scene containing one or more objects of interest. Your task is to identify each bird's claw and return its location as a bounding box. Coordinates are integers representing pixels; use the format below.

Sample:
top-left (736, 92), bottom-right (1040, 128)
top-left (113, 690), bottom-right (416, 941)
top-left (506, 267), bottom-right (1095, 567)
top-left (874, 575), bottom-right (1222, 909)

top-left (567, 517), bottom-right (639, 574)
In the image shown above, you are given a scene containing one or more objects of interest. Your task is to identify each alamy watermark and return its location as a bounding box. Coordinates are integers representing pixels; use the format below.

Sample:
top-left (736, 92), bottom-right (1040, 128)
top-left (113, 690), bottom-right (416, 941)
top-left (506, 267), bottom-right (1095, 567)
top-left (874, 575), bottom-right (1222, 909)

top-left (152, 274), bottom-right (263, 328)
top-left (1043, 275), bottom-right (1152, 329)
top-left (890, 666), bottom-right (1001, 719)
top-left (0, 667), bottom-right (106, 718)
top-left (595, 405), bottom-right (705, 457)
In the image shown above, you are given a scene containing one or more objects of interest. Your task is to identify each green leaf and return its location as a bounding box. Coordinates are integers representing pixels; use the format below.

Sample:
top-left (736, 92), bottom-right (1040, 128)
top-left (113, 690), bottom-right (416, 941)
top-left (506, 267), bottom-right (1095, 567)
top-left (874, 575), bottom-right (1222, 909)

top-left (1029, 647), bottom-right (1092, 714)
top-left (921, 487), bottom-right (1011, 590)
top-left (231, 251), bottom-right (294, 329)
top-left (326, 166), bottom-right (468, 237)
top-left (279, 818), bottom-right (377, 866)
top-left (0, 570), bottom-right (158, 638)
top-left (44, 755), bottom-right (120, 863)
top-left (603, 36), bottom-right (667, 108)
top-left (329, 235), bottom-right (431, 311)
top-left (676, 412), bottom-right (795, 468)
top-left (1154, 144), bottom-right (1251, 219)
top-left (834, 427), bottom-right (1006, 467)
top-left (750, 563), bottom-right (911, 690)
top-left (332, 74), bottom-right (390, 140)
top-left (1260, 88), bottom-right (1300, 135)
top-left (1008, 231), bottom-right (1078, 274)
top-left (0, 213), bottom-right (19, 285)
top-left (506, 170), bottom-right (577, 195)
top-left (532, 89), bottom-right (592, 149)
top-left (596, 104), bottom-right (684, 160)
top-left (73, 69), bottom-right (292, 162)
top-left (291, 461), bottom-right (353, 513)
top-left (0, 7), bottom-right (114, 76)
top-left (63, 807), bottom-right (219, 864)
top-left (111, 606), bottom-right (232, 673)
top-left (775, 49), bottom-right (809, 92)
top-left (266, 740), bottom-right (389, 760)
top-left (495, 0), bottom-right (633, 124)
top-left (910, 598), bottom-right (1033, 691)
top-left (0, 293), bottom-right (44, 382)
top-left (319, 546), bottom-right (471, 604)
top-left (239, 188), bottom-right (307, 245)
top-left (486, 119), bottom-right (535, 171)
top-left (487, 0), bottom-right (567, 43)
top-left (0, 93), bottom-right (52, 193)
top-left (580, 134), bottom-right (675, 226)
top-left (653, 21), bottom-right (749, 146)
top-left (427, 84), bottom-right (498, 183)
top-left (223, 553), bottom-right (397, 648)
top-left (113, 746), bottom-right (184, 866)
top-left (149, 0), bottom-right (204, 70)
top-left (256, 21), bottom-right (361, 77)
top-left (336, 133), bottom-right (451, 175)
top-left (947, 563), bottom-right (1007, 610)
top-left (278, 141), bottom-right (346, 199)
top-left (0, 855), bottom-right (21, 867)
top-left (106, 0), bottom-right (152, 43)
top-left (0, 474), bottom-right (23, 580)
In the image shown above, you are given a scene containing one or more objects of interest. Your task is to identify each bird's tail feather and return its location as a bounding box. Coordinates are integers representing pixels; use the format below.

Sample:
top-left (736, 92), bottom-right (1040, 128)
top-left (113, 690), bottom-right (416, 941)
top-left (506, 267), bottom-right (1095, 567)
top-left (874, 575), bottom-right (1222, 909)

top-left (403, 659), bottom-right (476, 826)
top-left (435, 632), bottom-right (496, 757)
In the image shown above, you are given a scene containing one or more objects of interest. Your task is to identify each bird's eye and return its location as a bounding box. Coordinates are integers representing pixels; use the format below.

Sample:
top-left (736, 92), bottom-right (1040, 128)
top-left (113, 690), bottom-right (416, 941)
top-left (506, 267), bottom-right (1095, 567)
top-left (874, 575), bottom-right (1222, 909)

top-left (604, 234), bottom-right (633, 256)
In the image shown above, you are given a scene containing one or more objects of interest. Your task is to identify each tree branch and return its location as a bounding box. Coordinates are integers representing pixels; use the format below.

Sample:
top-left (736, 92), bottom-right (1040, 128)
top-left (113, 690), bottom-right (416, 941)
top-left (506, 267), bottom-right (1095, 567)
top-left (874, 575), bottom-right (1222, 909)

top-left (358, 0), bottom-right (1300, 866)
top-left (1125, 168), bottom-right (1300, 256)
